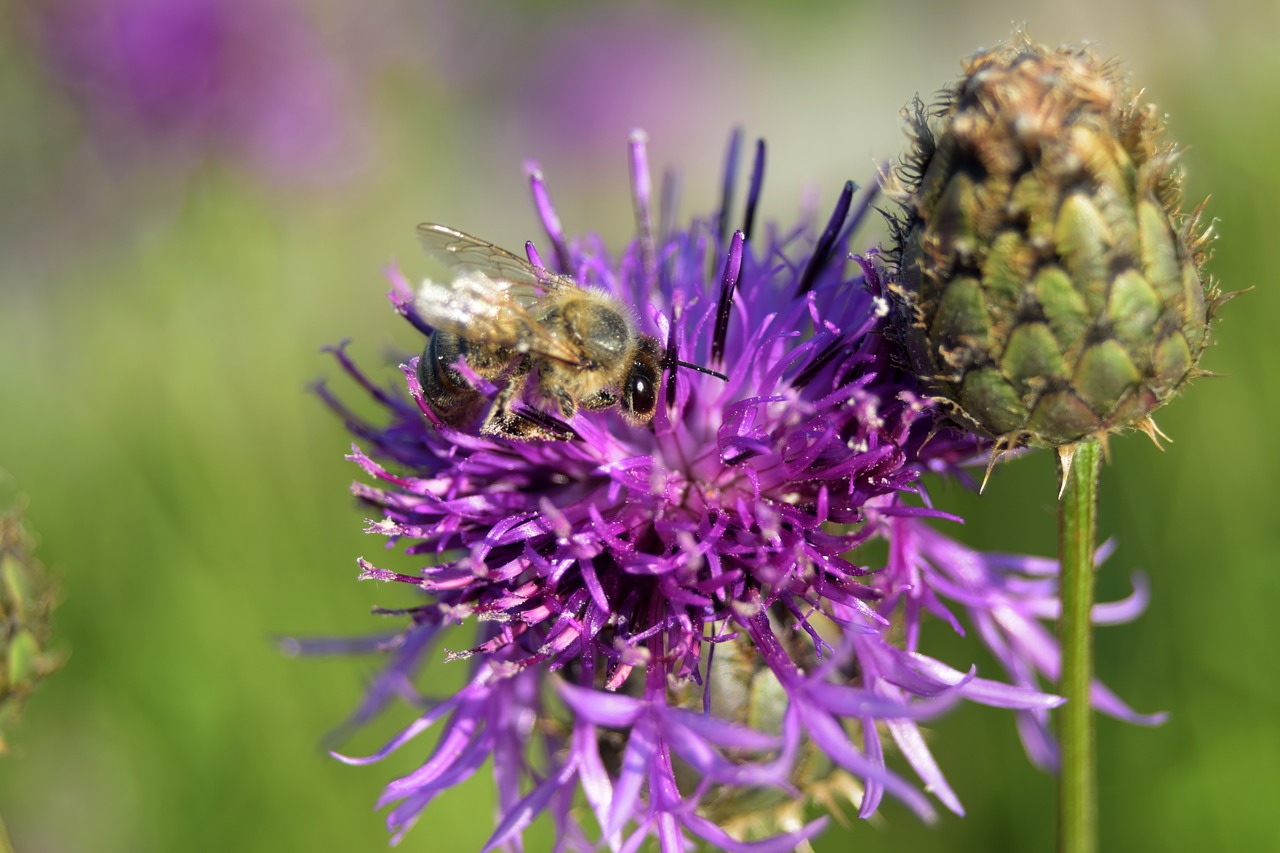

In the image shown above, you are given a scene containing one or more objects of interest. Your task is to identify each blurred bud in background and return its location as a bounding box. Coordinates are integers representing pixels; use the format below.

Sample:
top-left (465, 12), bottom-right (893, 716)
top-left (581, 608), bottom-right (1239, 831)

top-left (0, 498), bottom-right (66, 756)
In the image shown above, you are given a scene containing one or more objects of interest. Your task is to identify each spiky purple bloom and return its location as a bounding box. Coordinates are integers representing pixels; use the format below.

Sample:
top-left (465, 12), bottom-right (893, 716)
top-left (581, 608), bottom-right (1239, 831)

top-left (314, 131), bottom-right (1160, 851)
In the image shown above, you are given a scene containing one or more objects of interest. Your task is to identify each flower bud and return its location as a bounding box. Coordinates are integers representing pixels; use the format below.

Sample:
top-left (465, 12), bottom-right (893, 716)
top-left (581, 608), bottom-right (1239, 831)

top-left (1, 502), bottom-right (65, 754)
top-left (888, 33), bottom-right (1228, 460)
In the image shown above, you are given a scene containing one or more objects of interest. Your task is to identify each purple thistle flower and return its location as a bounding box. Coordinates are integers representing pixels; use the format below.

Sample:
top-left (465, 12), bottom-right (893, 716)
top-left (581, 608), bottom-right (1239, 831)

top-left (312, 130), bottom-right (1159, 851)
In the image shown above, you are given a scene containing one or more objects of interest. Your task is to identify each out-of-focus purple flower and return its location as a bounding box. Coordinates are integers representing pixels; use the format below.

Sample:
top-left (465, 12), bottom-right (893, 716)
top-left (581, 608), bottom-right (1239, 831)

top-left (502, 8), bottom-right (740, 164)
top-left (312, 131), bottom-right (1160, 850)
top-left (34, 0), bottom-right (364, 184)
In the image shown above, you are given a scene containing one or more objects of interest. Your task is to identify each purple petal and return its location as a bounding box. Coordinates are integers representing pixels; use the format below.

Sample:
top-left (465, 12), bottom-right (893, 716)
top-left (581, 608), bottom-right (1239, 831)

top-left (605, 714), bottom-right (658, 838)
top-left (683, 812), bottom-right (829, 853)
top-left (559, 682), bottom-right (644, 728)
top-left (482, 758), bottom-right (579, 852)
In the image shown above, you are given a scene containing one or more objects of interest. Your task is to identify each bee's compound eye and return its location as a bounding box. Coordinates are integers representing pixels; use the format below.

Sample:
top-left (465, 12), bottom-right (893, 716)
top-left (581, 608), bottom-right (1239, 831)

top-left (624, 362), bottom-right (658, 419)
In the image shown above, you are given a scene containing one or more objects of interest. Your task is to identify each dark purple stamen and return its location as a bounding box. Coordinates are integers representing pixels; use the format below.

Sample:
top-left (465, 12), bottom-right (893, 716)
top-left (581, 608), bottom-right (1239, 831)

top-left (741, 138), bottom-right (766, 243)
top-left (389, 291), bottom-right (434, 337)
top-left (797, 180), bottom-right (855, 296)
top-left (791, 336), bottom-right (850, 390)
top-left (665, 314), bottom-right (680, 408)
top-left (525, 241), bottom-right (545, 269)
top-left (629, 130), bottom-right (657, 289)
top-left (702, 639), bottom-right (718, 715)
top-left (658, 168), bottom-right (679, 245)
top-left (716, 127), bottom-right (744, 245)
top-left (524, 241), bottom-right (564, 289)
top-left (712, 230), bottom-right (745, 365)
top-left (528, 166), bottom-right (572, 273)
top-left (835, 180), bottom-right (880, 250)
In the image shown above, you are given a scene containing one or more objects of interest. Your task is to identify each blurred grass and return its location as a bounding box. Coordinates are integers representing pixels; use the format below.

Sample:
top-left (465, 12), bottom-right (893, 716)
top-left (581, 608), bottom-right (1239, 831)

top-left (2, 1), bottom-right (1278, 851)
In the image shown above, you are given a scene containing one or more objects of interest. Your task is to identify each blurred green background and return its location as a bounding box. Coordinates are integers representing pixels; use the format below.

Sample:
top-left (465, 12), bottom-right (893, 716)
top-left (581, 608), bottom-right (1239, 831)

top-left (2, 0), bottom-right (1276, 850)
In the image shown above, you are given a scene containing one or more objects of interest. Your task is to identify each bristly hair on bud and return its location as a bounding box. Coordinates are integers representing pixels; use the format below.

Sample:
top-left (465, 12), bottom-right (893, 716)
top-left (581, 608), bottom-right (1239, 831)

top-left (884, 29), bottom-right (1238, 489)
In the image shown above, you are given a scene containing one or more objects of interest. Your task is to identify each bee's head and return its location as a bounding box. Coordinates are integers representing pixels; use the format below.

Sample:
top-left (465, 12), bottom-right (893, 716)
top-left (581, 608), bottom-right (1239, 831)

top-left (620, 336), bottom-right (662, 424)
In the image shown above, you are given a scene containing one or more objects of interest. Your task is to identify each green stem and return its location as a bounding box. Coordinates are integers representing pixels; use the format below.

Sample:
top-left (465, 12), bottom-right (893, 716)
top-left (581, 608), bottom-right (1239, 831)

top-left (1057, 440), bottom-right (1102, 853)
top-left (0, 808), bottom-right (13, 853)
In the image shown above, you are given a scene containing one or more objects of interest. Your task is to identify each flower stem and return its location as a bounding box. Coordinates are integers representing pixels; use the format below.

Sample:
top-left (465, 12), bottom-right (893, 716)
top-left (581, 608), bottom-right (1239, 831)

top-left (0, 808), bottom-right (13, 853)
top-left (1057, 439), bottom-right (1102, 853)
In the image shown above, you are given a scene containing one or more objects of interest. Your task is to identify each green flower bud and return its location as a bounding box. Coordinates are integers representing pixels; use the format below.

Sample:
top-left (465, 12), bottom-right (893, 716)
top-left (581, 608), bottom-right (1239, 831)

top-left (669, 625), bottom-right (863, 843)
top-left (583, 615), bottom-right (867, 846)
top-left (1, 502), bottom-right (65, 754)
top-left (887, 32), bottom-right (1231, 474)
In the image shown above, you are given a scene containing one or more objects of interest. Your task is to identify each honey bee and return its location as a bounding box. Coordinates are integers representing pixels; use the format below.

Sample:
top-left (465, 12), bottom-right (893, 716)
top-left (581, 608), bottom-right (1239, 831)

top-left (413, 223), bottom-right (666, 440)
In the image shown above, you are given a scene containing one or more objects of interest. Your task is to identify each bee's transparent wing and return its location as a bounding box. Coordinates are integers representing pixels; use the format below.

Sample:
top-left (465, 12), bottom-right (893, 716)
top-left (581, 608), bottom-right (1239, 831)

top-left (416, 223), bottom-right (577, 296)
top-left (414, 224), bottom-right (583, 365)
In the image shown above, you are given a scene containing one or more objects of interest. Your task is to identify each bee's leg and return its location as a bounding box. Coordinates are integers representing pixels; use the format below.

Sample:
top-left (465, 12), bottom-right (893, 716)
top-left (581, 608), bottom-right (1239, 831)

top-left (480, 359), bottom-right (573, 440)
top-left (580, 390), bottom-right (618, 411)
top-left (536, 363), bottom-right (587, 421)
top-left (552, 390), bottom-right (579, 421)
top-left (419, 332), bottom-right (485, 427)
top-left (481, 363), bottom-right (530, 437)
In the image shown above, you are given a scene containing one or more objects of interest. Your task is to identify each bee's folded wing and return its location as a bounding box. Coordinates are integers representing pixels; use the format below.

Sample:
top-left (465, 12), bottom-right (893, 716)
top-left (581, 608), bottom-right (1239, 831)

top-left (414, 272), bottom-right (583, 366)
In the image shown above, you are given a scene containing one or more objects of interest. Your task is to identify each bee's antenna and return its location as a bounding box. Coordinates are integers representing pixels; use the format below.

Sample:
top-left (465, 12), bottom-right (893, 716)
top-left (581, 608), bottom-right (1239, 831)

top-left (674, 360), bottom-right (728, 382)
